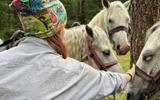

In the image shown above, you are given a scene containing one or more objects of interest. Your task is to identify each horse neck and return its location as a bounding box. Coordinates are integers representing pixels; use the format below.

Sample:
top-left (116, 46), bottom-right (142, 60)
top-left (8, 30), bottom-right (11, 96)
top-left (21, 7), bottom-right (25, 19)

top-left (64, 26), bottom-right (87, 61)
top-left (88, 9), bottom-right (107, 31)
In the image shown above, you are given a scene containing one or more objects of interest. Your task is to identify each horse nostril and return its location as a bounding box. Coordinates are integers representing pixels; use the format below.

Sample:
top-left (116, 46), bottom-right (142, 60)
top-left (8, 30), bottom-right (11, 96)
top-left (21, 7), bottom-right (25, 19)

top-left (127, 93), bottom-right (131, 100)
top-left (117, 45), bottom-right (120, 51)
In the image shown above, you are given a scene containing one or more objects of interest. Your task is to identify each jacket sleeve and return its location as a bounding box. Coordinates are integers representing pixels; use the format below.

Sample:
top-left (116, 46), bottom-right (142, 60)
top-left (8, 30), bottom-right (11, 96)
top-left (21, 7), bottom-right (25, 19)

top-left (79, 62), bottom-right (127, 98)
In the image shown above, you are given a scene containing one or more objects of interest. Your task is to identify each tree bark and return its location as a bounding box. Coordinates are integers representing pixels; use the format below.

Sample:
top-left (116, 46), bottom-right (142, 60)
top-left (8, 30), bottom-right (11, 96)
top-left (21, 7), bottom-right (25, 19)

top-left (130, 0), bottom-right (160, 63)
top-left (80, 0), bottom-right (86, 24)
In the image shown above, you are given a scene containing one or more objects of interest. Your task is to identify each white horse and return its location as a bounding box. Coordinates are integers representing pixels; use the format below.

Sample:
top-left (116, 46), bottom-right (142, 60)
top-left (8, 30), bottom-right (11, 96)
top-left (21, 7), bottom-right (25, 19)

top-left (126, 22), bottom-right (160, 100)
top-left (64, 25), bottom-right (123, 72)
top-left (66, 0), bottom-right (131, 55)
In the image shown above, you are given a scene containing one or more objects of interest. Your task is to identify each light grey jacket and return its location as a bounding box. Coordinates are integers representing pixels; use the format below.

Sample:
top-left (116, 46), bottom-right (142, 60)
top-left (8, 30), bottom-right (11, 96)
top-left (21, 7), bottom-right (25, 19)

top-left (0, 37), bottom-right (126, 100)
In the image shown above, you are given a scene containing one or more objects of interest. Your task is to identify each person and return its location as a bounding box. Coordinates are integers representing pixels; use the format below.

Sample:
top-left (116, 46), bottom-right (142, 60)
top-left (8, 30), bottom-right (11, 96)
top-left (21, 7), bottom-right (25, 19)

top-left (0, 0), bottom-right (135, 100)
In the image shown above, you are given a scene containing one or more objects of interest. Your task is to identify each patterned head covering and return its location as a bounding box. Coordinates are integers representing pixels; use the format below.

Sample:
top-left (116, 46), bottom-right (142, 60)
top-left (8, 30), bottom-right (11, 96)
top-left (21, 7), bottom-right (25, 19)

top-left (10, 0), bottom-right (67, 38)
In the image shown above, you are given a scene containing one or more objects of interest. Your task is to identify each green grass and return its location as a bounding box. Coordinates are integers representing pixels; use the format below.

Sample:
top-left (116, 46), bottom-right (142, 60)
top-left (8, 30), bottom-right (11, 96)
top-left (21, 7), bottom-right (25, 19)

top-left (116, 52), bottom-right (130, 72)
top-left (103, 52), bottom-right (130, 100)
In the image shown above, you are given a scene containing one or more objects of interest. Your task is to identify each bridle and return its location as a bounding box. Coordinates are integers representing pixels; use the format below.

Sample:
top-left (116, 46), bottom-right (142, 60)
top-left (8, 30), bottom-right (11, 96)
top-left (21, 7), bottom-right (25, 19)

top-left (108, 26), bottom-right (128, 38)
top-left (85, 36), bottom-right (118, 70)
top-left (135, 63), bottom-right (160, 99)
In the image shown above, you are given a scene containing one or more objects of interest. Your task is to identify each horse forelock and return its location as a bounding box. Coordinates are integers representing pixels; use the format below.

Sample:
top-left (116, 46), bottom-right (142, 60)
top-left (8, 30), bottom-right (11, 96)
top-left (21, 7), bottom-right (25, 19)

top-left (111, 1), bottom-right (125, 8)
top-left (109, 1), bottom-right (129, 15)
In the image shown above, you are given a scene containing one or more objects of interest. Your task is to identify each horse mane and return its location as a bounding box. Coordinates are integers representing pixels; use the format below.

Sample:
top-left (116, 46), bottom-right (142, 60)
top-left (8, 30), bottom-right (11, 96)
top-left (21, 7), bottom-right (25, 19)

top-left (64, 25), bottom-right (87, 61)
top-left (71, 22), bottom-right (81, 27)
top-left (0, 39), bottom-right (3, 45)
top-left (145, 21), bottom-right (160, 42)
top-left (88, 9), bottom-right (106, 29)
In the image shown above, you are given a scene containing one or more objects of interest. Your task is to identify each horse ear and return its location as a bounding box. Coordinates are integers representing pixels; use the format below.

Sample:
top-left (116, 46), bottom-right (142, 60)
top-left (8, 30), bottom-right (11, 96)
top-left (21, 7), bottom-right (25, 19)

top-left (86, 25), bottom-right (93, 38)
top-left (124, 0), bottom-right (131, 10)
top-left (101, 0), bottom-right (110, 8)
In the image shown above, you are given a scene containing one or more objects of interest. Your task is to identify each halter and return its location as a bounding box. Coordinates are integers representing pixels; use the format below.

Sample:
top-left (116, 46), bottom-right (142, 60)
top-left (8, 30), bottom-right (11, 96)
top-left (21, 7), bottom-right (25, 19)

top-left (108, 26), bottom-right (128, 38)
top-left (135, 64), bottom-right (160, 98)
top-left (85, 36), bottom-right (118, 70)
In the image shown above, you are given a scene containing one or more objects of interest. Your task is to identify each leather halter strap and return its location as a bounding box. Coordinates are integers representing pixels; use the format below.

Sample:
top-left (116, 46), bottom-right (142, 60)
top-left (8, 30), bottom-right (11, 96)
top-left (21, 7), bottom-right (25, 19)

top-left (108, 26), bottom-right (128, 37)
top-left (135, 64), bottom-right (160, 98)
top-left (135, 64), bottom-right (160, 83)
top-left (85, 36), bottom-right (118, 70)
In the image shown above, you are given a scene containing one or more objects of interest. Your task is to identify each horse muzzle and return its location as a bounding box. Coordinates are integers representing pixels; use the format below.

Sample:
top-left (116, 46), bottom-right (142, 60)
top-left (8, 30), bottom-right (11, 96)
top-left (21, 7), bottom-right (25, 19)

top-left (115, 43), bottom-right (130, 55)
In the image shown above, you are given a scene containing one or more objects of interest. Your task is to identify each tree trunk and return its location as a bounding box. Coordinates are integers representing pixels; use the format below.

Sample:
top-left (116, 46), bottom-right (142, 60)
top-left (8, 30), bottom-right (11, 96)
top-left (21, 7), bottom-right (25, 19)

top-left (130, 1), bottom-right (160, 99)
top-left (130, 0), bottom-right (160, 63)
top-left (80, 0), bottom-right (86, 24)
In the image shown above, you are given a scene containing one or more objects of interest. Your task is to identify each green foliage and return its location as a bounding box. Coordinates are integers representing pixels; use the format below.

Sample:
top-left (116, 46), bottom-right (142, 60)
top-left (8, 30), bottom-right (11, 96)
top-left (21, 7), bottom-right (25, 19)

top-left (117, 52), bottom-right (130, 72)
top-left (61, 0), bottom-right (102, 27)
top-left (0, 0), bottom-right (22, 40)
top-left (61, 0), bottom-right (80, 27)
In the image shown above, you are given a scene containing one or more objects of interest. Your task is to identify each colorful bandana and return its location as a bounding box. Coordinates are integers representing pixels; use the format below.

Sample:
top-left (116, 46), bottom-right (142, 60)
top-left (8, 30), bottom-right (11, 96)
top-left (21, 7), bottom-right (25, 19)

top-left (10, 0), bottom-right (67, 38)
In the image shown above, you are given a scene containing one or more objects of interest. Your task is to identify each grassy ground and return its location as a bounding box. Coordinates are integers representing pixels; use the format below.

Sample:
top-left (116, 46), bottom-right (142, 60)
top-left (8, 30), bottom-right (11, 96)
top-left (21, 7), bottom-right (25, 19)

top-left (103, 52), bottom-right (131, 100)
top-left (116, 52), bottom-right (130, 72)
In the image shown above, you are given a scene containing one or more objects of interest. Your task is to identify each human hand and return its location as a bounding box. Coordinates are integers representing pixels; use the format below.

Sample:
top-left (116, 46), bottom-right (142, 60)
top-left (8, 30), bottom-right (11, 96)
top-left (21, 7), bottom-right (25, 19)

top-left (125, 64), bottom-right (136, 82)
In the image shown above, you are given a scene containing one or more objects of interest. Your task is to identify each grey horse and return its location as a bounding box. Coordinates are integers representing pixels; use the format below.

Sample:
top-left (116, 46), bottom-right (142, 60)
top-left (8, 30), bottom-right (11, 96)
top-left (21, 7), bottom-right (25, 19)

top-left (126, 22), bottom-right (160, 100)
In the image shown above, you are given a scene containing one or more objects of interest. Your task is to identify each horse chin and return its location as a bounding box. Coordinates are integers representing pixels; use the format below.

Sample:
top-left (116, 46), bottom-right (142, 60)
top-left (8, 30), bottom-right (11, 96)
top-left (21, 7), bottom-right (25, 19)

top-left (126, 84), bottom-right (146, 100)
top-left (115, 50), bottom-right (128, 55)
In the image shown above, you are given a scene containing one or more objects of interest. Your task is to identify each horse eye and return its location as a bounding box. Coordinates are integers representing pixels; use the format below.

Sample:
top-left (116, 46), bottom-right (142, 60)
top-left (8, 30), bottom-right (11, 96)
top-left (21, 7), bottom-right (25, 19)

top-left (143, 53), bottom-right (154, 62)
top-left (102, 50), bottom-right (110, 57)
top-left (108, 19), bottom-right (114, 24)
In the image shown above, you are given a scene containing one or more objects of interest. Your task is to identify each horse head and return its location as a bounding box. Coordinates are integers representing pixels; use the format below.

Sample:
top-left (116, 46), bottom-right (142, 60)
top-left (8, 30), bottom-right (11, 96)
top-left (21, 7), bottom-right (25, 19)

top-left (64, 25), bottom-right (123, 73)
top-left (89, 0), bottom-right (131, 55)
top-left (85, 25), bottom-right (123, 72)
top-left (126, 22), bottom-right (160, 100)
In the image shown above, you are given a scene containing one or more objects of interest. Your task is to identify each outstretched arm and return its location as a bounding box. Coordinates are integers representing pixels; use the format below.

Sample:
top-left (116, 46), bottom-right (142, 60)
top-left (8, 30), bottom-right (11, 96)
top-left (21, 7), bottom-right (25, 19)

top-left (79, 63), bottom-right (135, 99)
